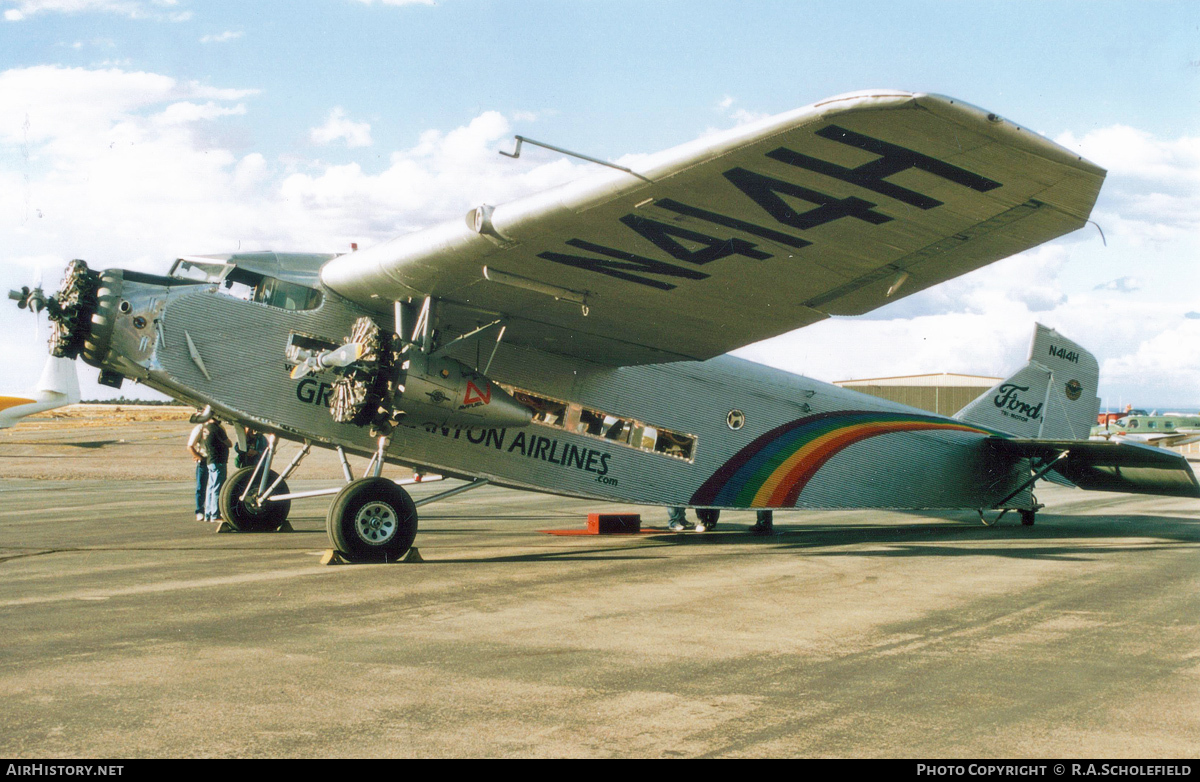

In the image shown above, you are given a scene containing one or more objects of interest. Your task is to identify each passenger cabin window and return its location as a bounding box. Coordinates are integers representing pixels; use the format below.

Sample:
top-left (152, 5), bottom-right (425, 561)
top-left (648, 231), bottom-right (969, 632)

top-left (500, 384), bottom-right (697, 462)
top-left (252, 277), bottom-right (323, 311)
top-left (512, 390), bottom-right (567, 427)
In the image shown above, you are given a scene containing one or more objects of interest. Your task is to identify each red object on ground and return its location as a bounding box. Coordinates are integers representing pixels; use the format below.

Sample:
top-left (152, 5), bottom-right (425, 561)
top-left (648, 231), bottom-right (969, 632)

top-left (540, 513), bottom-right (647, 535)
top-left (588, 513), bottom-right (641, 534)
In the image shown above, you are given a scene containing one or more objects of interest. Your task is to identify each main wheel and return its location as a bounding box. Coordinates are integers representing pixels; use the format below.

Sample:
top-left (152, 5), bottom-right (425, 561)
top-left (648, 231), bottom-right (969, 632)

top-left (1019, 509), bottom-right (1036, 526)
top-left (326, 477), bottom-right (418, 563)
top-left (695, 508), bottom-right (720, 531)
top-left (219, 466), bottom-right (292, 532)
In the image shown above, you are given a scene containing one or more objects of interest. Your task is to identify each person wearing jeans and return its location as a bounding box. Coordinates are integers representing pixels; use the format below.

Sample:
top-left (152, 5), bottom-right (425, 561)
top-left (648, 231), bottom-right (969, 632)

top-left (200, 420), bottom-right (230, 522)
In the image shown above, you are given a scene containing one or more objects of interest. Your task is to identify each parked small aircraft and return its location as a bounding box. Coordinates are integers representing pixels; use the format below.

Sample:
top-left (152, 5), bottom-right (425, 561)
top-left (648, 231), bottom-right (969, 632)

top-left (0, 356), bottom-right (78, 429)
top-left (9, 90), bottom-right (1199, 562)
top-left (1091, 413), bottom-right (1200, 448)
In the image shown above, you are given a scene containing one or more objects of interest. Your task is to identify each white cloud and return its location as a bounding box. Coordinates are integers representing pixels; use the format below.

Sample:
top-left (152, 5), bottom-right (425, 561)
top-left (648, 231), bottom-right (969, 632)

top-left (310, 107), bottom-right (372, 148)
top-left (0, 65), bottom-right (588, 400)
top-left (1101, 320), bottom-right (1200, 402)
top-left (713, 95), bottom-right (769, 126)
top-left (1056, 126), bottom-right (1200, 247)
top-left (285, 109), bottom-right (583, 239)
top-left (0, 0), bottom-right (177, 19)
top-left (200, 30), bottom-right (242, 44)
top-left (698, 95), bottom-right (772, 139)
top-left (1094, 276), bottom-right (1141, 293)
top-left (151, 100), bottom-right (245, 125)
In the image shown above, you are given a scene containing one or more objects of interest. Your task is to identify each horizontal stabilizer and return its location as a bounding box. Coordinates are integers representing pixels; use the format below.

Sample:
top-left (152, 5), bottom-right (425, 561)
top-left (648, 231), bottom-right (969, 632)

top-left (989, 437), bottom-right (1200, 498)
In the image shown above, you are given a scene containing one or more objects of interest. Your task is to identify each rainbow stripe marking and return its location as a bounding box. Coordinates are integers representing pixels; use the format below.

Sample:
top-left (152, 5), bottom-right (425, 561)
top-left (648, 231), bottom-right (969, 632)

top-left (690, 411), bottom-right (993, 508)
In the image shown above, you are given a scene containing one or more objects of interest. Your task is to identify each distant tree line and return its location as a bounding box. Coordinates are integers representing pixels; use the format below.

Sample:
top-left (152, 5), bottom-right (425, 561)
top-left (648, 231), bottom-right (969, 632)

top-left (81, 398), bottom-right (182, 406)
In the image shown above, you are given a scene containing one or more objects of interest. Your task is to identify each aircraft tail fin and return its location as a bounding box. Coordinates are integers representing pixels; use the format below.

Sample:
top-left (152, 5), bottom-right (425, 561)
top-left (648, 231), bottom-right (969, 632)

top-left (955, 324), bottom-right (1099, 440)
top-left (0, 356), bottom-right (80, 429)
top-left (36, 355), bottom-right (81, 402)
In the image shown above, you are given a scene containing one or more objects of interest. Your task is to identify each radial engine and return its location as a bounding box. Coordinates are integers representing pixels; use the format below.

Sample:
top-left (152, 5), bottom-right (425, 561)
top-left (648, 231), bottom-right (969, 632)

top-left (286, 316), bottom-right (532, 435)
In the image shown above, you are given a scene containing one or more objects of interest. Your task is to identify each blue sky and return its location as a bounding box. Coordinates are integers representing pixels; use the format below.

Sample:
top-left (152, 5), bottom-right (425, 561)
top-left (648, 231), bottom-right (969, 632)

top-left (2, 0), bottom-right (1199, 407)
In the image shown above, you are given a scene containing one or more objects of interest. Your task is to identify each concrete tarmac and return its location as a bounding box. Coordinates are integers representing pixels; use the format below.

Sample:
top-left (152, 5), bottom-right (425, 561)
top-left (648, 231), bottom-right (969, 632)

top-left (1, 473), bottom-right (1199, 758)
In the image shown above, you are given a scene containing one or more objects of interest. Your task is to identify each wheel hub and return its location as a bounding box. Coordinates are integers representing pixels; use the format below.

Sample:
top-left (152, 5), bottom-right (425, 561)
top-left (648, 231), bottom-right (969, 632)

top-left (354, 501), bottom-right (398, 545)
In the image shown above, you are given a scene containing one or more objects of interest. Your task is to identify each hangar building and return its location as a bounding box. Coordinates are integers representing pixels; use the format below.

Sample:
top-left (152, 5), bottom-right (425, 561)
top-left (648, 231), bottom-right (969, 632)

top-left (834, 373), bottom-right (1002, 417)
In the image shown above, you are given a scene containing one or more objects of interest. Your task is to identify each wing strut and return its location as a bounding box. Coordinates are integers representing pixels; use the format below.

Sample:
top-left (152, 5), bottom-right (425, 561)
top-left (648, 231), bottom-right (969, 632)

top-left (994, 450), bottom-right (1070, 508)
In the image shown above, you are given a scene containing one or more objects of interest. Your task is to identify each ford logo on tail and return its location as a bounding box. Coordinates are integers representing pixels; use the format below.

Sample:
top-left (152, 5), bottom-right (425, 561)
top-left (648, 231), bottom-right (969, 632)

top-left (993, 383), bottom-right (1044, 421)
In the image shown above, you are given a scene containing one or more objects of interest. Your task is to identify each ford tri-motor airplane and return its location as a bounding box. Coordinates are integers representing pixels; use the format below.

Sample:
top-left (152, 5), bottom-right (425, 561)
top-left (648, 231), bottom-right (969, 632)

top-left (10, 91), bottom-right (1199, 562)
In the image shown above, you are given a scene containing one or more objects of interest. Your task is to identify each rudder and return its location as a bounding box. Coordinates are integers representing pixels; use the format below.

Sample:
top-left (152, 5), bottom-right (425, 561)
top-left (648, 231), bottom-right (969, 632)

top-left (955, 324), bottom-right (1099, 440)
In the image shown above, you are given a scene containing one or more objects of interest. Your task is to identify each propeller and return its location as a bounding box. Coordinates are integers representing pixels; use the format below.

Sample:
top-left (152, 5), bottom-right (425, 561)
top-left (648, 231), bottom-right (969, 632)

top-left (8, 282), bottom-right (47, 313)
top-left (289, 341), bottom-right (366, 379)
top-left (9, 267), bottom-right (49, 343)
top-left (10, 259), bottom-right (99, 361)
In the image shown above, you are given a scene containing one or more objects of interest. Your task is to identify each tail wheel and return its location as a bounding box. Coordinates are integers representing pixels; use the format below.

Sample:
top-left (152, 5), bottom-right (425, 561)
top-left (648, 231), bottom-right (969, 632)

top-left (329, 316), bottom-right (398, 433)
top-left (48, 259), bottom-right (100, 359)
top-left (695, 508), bottom-right (720, 531)
top-left (219, 466), bottom-right (292, 532)
top-left (327, 477), bottom-right (418, 563)
top-left (1020, 509), bottom-right (1036, 526)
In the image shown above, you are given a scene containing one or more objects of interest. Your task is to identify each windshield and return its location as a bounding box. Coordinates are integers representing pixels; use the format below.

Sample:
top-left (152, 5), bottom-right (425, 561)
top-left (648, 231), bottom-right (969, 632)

top-left (169, 259), bottom-right (233, 284)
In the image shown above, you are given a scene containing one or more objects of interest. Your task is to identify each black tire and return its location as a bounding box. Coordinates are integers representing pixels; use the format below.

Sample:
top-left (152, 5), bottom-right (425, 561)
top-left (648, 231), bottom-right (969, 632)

top-left (696, 508), bottom-right (720, 528)
top-left (219, 466), bottom-right (292, 532)
top-left (326, 478), bottom-right (418, 563)
top-left (1020, 509), bottom-right (1036, 526)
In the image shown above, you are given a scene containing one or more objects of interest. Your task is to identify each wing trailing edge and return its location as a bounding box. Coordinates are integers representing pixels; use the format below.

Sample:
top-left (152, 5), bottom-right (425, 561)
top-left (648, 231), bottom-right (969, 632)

top-left (989, 437), bottom-right (1200, 499)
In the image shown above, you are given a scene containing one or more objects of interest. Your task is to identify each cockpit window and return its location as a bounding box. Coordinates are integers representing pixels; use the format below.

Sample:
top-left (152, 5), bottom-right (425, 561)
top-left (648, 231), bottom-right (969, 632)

top-left (169, 259), bottom-right (233, 283)
top-left (252, 277), bottom-right (323, 311)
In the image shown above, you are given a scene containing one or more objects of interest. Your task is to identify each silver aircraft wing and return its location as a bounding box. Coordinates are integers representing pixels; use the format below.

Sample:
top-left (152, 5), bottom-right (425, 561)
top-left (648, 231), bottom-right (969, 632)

top-left (989, 438), bottom-right (1200, 498)
top-left (321, 90), bottom-right (1106, 366)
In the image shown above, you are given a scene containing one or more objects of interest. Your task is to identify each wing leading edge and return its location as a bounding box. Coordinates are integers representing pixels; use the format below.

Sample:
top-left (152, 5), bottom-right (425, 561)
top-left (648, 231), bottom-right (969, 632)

top-left (321, 91), bottom-right (1106, 366)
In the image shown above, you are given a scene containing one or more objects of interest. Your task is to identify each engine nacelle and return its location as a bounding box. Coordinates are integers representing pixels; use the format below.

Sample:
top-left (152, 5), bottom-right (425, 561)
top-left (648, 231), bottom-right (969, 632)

top-left (321, 315), bottom-right (532, 434)
top-left (400, 351), bottom-right (532, 429)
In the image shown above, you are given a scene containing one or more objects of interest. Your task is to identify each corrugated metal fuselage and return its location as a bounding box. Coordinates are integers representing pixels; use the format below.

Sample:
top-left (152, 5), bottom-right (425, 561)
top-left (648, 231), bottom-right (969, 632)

top-left (113, 281), bottom-right (1030, 512)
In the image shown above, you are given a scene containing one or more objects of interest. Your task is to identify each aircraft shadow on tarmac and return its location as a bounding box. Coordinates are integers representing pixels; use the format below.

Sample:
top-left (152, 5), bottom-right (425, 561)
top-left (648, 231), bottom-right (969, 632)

top-left (406, 512), bottom-right (1200, 565)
